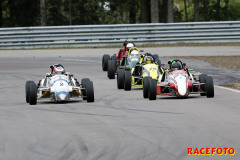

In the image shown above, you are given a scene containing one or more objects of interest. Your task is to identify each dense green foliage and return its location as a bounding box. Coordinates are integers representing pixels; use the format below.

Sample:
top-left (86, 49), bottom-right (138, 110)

top-left (0, 0), bottom-right (239, 27)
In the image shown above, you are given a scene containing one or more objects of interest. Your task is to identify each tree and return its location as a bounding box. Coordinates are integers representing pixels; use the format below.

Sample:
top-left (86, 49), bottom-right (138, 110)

top-left (40, 0), bottom-right (46, 26)
top-left (159, 0), bottom-right (167, 23)
top-left (202, 0), bottom-right (209, 21)
top-left (7, 0), bottom-right (39, 27)
top-left (69, 0), bottom-right (101, 25)
top-left (184, 0), bottom-right (188, 21)
top-left (2, 0), bottom-right (240, 27)
top-left (194, 0), bottom-right (199, 21)
top-left (140, 0), bottom-right (150, 23)
top-left (0, 0), bottom-right (3, 26)
top-left (167, 0), bottom-right (174, 22)
top-left (216, 0), bottom-right (220, 21)
top-left (129, 0), bottom-right (136, 23)
top-left (47, 0), bottom-right (67, 26)
top-left (151, 0), bottom-right (159, 23)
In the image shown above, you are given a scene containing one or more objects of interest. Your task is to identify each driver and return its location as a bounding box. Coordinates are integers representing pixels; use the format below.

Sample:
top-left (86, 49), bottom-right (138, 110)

top-left (126, 43), bottom-right (134, 51)
top-left (172, 62), bottom-right (181, 70)
top-left (144, 56), bottom-right (154, 64)
top-left (168, 60), bottom-right (182, 71)
top-left (130, 50), bottom-right (139, 56)
top-left (50, 64), bottom-right (65, 75)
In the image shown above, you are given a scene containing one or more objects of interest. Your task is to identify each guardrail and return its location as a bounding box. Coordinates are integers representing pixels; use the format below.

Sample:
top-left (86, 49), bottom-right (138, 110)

top-left (0, 21), bottom-right (240, 49)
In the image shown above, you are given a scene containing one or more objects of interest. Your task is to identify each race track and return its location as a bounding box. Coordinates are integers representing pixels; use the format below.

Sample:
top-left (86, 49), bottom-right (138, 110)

top-left (0, 47), bottom-right (240, 160)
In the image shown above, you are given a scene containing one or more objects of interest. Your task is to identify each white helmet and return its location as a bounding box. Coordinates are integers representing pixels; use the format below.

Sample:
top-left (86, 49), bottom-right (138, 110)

top-left (130, 50), bottom-right (139, 56)
top-left (126, 43), bottom-right (134, 50)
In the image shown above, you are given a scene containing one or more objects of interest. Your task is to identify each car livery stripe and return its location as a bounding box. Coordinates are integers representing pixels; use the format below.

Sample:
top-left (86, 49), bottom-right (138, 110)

top-left (143, 69), bottom-right (150, 76)
top-left (57, 91), bottom-right (68, 95)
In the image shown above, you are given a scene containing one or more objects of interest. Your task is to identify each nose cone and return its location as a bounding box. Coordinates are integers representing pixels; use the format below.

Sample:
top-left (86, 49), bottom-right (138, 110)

top-left (178, 84), bottom-right (187, 96)
top-left (176, 75), bottom-right (187, 96)
top-left (57, 91), bottom-right (68, 101)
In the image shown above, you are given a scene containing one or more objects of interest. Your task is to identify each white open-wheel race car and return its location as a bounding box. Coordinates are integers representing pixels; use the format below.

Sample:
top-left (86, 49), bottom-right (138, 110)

top-left (25, 64), bottom-right (94, 105)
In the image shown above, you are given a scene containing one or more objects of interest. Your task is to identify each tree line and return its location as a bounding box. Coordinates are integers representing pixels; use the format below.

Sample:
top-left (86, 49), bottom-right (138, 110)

top-left (0, 0), bottom-right (239, 27)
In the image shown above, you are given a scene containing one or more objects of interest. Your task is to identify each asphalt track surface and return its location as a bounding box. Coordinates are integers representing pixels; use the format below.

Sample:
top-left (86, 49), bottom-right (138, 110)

top-left (0, 47), bottom-right (240, 160)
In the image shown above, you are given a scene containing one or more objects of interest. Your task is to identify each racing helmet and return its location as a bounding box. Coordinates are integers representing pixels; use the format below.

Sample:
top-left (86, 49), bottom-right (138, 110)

top-left (144, 56), bottom-right (153, 64)
top-left (52, 64), bottom-right (65, 74)
top-left (126, 43), bottom-right (134, 50)
top-left (130, 50), bottom-right (139, 56)
top-left (172, 62), bottom-right (181, 70)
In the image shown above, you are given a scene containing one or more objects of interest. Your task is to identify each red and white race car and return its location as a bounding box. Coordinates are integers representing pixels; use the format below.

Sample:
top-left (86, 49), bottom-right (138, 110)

top-left (144, 59), bottom-right (214, 100)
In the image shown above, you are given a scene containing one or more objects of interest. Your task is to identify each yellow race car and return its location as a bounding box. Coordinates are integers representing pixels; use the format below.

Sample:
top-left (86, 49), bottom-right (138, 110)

top-left (117, 53), bottom-right (163, 94)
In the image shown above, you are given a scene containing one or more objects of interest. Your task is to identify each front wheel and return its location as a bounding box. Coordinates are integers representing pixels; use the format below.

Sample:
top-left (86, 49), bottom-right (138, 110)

top-left (81, 78), bottom-right (90, 100)
top-left (199, 74), bottom-right (207, 96)
top-left (102, 54), bottom-right (110, 71)
top-left (117, 69), bottom-right (125, 89)
top-left (143, 77), bottom-right (151, 98)
top-left (149, 79), bottom-right (157, 100)
top-left (29, 83), bottom-right (37, 105)
top-left (25, 81), bottom-right (35, 103)
top-left (107, 60), bottom-right (116, 79)
top-left (86, 81), bottom-right (94, 102)
top-left (206, 76), bottom-right (214, 98)
top-left (124, 70), bottom-right (132, 91)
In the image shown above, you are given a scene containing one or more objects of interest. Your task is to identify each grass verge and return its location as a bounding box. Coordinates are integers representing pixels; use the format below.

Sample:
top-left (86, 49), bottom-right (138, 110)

top-left (221, 82), bottom-right (240, 90)
top-left (165, 56), bottom-right (240, 71)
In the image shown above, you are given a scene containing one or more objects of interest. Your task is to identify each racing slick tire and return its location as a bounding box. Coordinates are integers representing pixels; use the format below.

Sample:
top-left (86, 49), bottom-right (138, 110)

top-left (81, 78), bottom-right (90, 100)
top-left (124, 70), bottom-right (132, 91)
top-left (25, 81), bottom-right (35, 103)
top-left (111, 55), bottom-right (117, 68)
top-left (153, 54), bottom-right (161, 66)
top-left (108, 60), bottom-right (116, 79)
top-left (199, 74), bottom-right (207, 96)
top-left (117, 69), bottom-right (125, 89)
top-left (86, 81), bottom-right (94, 102)
top-left (149, 79), bottom-right (157, 100)
top-left (29, 82), bottom-right (37, 105)
top-left (102, 54), bottom-right (110, 71)
top-left (85, 80), bottom-right (94, 102)
top-left (206, 76), bottom-right (214, 98)
top-left (143, 76), bottom-right (151, 98)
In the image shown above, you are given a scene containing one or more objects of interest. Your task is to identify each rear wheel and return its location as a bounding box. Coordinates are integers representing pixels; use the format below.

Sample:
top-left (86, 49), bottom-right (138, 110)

top-left (111, 55), bottom-right (117, 68)
top-left (149, 79), bottom-right (157, 100)
top-left (86, 81), bottom-right (94, 102)
top-left (153, 54), bottom-right (161, 66)
top-left (117, 69), bottom-right (125, 89)
top-left (25, 81), bottom-right (34, 103)
top-left (102, 54), bottom-right (110, 71)
top-left (199, 74), bottom-right (207, 96)
top-left (108, 60), bottom-right (116, 79)
top-left (153, 54), bottom-right (159, 60)
top-left (29, 83), bottom-right (37, 105)
top-left (81, 78), bottom-right (90, 100)
top-left (206, 76), bottom-right (214, 98)
top-left (143, 77), bottom-right (151, 98)
top-left (124, 70), bottom-right (132, 91)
